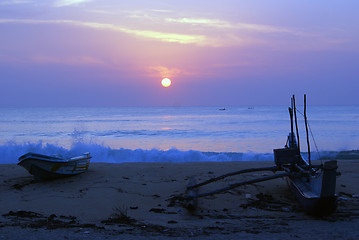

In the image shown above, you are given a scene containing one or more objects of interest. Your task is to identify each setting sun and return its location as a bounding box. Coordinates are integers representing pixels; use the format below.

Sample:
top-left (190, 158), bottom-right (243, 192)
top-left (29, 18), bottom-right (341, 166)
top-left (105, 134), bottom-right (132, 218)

top-left (161, 78), bottom-right (172, 87)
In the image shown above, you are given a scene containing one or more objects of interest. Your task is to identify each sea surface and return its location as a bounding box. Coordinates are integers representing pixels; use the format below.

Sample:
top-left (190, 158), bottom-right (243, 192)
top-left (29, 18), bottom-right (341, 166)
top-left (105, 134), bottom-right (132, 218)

top-left (0, 106), bottom-right (358, 164)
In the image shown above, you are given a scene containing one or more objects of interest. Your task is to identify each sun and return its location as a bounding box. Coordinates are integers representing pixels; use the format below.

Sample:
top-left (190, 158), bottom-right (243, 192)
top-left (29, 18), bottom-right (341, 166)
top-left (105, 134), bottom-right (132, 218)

top-left (161, 78), bottom-right (172, 87)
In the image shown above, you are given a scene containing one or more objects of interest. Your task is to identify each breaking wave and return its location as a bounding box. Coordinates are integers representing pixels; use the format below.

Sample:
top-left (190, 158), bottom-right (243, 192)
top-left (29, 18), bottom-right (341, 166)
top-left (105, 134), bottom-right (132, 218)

top-left (1, 141), bottom-right (356, 164)
top-left (0, 141), bottom-right (274, 164)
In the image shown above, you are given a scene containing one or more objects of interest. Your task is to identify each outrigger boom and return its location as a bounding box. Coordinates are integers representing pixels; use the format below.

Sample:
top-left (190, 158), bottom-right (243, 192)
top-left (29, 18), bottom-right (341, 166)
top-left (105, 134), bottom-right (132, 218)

top-left (185, 95), bottom-right (339, 216)
top-left (185, 170), bottom-right (291, 210)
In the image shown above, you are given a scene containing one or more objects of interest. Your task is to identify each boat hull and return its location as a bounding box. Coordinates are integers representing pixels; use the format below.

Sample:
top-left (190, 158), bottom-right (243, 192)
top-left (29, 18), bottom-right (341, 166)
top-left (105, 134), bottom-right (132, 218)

top-left (286, 177), bottom-right (337, 216)
top-left (18, 152), bottom-right (91, 181)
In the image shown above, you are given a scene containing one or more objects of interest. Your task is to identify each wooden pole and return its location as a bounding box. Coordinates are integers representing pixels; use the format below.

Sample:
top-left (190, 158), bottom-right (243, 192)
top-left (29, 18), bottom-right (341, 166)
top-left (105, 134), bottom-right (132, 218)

top-left (189, 172), bottom-right (291, 199)
top-left (304, 94), bottom-right (311, 164)
top-left (187, 166), bottom-right (280, 190)
top-left (289, 98), bottom-right (294, 148)
top-left (293, 95), bottom-right (300, 152)
top-left (185, 178), bottom-right (198, 211)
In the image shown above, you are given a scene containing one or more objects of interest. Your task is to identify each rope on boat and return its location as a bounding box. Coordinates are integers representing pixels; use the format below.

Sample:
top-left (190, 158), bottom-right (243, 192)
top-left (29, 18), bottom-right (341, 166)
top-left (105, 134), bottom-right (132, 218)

top-left (296, 109), bottom-right (322, 164)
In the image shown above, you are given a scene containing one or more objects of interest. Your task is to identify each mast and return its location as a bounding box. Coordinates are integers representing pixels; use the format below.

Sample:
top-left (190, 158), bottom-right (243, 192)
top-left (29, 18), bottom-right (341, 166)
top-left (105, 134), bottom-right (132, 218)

top-left (289, 98), bottom-right (294, 148)
top-left (304, 94), bottom-right (311, 164)
top-left (292, 95), bottom-right (300, 152)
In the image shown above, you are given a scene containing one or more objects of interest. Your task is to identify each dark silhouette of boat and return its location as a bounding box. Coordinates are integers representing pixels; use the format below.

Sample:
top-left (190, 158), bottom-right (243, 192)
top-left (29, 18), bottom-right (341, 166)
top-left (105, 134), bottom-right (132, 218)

top-left (184, 95), bottom-right (338, 216)
top-left (18, 152), bottom-right (91, 181)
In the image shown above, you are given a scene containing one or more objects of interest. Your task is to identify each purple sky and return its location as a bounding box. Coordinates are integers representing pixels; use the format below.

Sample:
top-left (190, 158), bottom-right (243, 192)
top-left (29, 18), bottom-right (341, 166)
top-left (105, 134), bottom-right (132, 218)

top-left (1, 0), bottom-right (358, 107)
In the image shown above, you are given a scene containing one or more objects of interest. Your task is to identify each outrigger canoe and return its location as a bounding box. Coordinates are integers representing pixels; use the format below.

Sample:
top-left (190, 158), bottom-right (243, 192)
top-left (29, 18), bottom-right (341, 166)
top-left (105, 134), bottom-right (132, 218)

top-left (274, 94), bottom-right (338, 215)
top-left (18, 152), bottom-right (91, 181)
top-left (185, 95), bottom-right (339, 216)
top-left (274, 138), bottom-right (338, 215)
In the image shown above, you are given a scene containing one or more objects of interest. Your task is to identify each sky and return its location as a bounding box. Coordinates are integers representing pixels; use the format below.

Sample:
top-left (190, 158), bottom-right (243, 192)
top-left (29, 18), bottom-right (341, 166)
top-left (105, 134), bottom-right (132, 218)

top-left (1, 0), bottom-right (358, 107)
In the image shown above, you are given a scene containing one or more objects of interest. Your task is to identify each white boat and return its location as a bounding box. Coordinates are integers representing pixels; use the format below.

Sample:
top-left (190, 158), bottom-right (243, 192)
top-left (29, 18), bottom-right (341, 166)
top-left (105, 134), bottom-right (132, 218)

top-left (18, 152), bottom-right (91, 181)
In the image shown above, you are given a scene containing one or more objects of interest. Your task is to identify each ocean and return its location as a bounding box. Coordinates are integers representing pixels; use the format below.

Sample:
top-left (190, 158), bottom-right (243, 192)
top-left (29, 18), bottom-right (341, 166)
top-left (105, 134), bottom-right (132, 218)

top-left (0, 106), bottom-right (358, 164)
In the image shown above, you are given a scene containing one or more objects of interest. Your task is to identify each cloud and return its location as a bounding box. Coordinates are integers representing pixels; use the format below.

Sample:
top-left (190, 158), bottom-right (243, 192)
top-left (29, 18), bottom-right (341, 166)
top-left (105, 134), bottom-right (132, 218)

top-left (164, 17), bottom-right (344, 49)
top-left (77, 21), bottom-right (213, 45)
top-left (0, 52), bottom-right (105, 66)
top-left (0, 0), bottom-right (32, 5)
top-left (126, 29), bottom-right (208, 45)
top-left (53, 0), bottom-right (91, 7)
top-left (32, 56), bottom-right (104, 65)
top-left (166, 17), bottom-right (303, 35)
top-left (86, 9), bottom-right (115, 15)
top-left (0, 16), bottom-right (343, 50)
top-left (147, 66), bottom-right (183, 78)
top-left (150, 9), bottom-right (172, 13)
top-left (0, 18), bottom-right (213, 46)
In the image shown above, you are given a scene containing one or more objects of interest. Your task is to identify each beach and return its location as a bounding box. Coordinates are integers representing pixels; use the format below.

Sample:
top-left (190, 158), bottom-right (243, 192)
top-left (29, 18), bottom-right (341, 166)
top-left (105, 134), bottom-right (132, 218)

top-left (1, 160), bottom-right (359, 239)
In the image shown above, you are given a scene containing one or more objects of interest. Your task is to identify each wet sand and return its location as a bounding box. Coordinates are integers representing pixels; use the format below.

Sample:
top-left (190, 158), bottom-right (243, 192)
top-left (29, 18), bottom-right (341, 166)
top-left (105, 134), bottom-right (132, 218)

top-left (1, 160), bottom-right (359, 239)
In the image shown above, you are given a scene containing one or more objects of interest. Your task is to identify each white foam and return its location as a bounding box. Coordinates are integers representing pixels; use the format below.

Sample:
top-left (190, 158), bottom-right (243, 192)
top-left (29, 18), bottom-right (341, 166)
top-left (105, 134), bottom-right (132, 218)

top-left (0, 141), bottom-right (342, 164)
top-left (0, 141), bottom-right (277, 164)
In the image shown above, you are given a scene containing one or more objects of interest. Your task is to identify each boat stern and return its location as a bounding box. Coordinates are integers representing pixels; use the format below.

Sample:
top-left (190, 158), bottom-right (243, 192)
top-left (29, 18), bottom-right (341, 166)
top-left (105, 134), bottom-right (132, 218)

top-left (320, 160), bottom-right (338, 198)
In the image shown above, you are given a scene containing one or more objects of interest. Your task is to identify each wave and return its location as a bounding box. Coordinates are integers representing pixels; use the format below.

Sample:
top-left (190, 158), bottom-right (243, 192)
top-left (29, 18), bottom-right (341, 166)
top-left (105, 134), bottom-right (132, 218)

top-left (0, 142), bottom-right (357, 164)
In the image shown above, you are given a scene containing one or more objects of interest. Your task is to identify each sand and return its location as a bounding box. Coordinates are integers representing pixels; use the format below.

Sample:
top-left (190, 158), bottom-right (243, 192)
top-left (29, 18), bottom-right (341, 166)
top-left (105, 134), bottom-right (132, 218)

top-left (1, 160), bottom-right (359, 239)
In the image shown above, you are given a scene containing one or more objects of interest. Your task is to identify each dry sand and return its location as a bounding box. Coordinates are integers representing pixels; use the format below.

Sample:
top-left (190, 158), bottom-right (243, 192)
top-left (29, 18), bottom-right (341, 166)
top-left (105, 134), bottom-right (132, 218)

top-left (1, 160), bottom-right (359, 239)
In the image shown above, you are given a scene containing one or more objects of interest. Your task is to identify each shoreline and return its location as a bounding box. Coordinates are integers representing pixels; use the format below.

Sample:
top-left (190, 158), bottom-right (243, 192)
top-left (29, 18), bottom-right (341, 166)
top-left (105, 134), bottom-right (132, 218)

top-left (1, 148), bottom-right (358, 165)
top-left (1, 160), bottom-right (359, 239)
